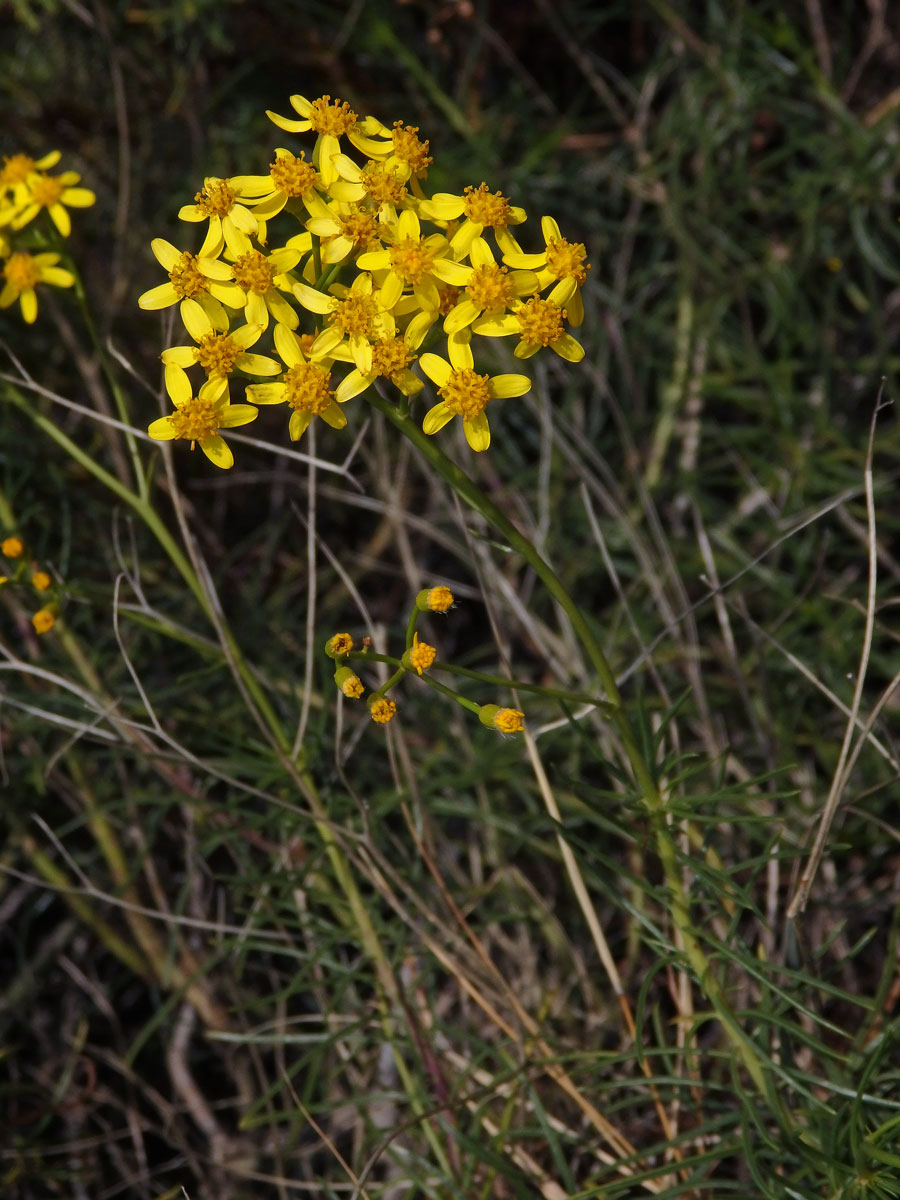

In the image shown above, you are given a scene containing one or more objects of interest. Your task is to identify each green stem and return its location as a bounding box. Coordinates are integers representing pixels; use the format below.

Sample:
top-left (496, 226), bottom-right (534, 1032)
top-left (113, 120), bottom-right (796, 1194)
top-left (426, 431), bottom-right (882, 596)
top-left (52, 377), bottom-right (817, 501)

top-left (365, 386), bottom-right (776, 1105)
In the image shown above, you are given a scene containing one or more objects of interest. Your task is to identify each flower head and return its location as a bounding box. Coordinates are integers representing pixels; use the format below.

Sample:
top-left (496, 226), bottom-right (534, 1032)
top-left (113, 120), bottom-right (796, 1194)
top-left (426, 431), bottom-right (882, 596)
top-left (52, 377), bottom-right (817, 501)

top-left (160, 298), bottom-right (280, 392)
top-left (404, 633), bottom-right (436, 676)
top-left (416, 586), bottom-right (454, 613)
top-left (334, 665), bottom-right (365, 698)
top-left (147, 374), bottom-right (257, 469)
top-left (32, 571), bottom-right (52, 591)
top-left (472, 294), bottom-right (584, 362)
top-left (327, 632), bottom-right (355, 657)
top-left (246, 324), bottom-right (344, 442)
top-left (266, 94), bottom-right (389, 186)
top-left (2, 536), bottom-right (24, 559)
top-left (178, 176), bottom-right (261, 258)
top-left (0, 251), bottom-right (74, 323)
top-left (419, 334), bottom-right (531, 452)
top-left (368, 695), bottom-right (397, 724)
top-left (138, 239), bottom-right (246, 328)
top-left (478, 704), bottom-right (525, 734)
top-left (499, 216), bottom-right (591, 326)
top-left (7, 168), bottom-right (95, 237)
top-left (32, 608), bottom-right (55, 635)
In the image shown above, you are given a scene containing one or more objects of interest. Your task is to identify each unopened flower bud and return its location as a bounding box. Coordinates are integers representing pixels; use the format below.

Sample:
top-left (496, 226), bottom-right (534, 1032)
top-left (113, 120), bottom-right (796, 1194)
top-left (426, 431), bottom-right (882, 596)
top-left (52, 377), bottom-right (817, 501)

top-left (334, 666), bottom-right (364, 699)
top-left (415, 585), bottom-right (454, 613)
top-left (478, 704), bottom-right (525, 734)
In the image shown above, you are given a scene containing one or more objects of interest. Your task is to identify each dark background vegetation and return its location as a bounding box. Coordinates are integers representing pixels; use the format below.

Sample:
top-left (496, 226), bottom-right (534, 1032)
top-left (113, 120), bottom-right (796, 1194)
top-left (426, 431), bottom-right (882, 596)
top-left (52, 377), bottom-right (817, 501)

top-left (3, 2), bottom-right (900, 1198)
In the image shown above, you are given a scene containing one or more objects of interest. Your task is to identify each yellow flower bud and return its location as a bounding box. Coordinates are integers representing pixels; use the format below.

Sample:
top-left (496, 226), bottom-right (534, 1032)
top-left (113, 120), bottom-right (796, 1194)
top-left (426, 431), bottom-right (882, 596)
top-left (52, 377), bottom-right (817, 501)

top-left (478, 704), bottom-right (525, 734)
top-left (334, 666), bottom-right (364, 698)
top-left (415, 585), bottom-right (454, 613)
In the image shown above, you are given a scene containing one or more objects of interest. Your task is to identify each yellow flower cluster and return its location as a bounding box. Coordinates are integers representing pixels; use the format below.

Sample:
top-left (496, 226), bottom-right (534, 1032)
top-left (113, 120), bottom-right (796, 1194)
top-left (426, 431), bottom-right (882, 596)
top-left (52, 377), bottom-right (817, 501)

top-left (323, 587), bottom-right (526, 734)
top-left (141, 93), bottom-right (590, 467)
top-left (1, 534), bottom-right (58, 634)
top-left (0, 151), bottom-right (95, 323)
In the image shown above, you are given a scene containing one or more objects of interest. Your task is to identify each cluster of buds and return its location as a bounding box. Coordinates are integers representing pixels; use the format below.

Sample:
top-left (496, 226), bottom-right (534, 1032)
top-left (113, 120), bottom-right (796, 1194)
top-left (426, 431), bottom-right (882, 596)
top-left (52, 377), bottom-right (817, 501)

top-left (324, 587), bottom-right (524, 735)
top-left (0, 151), bottom-right (95, 323)
top-left (140, 93), bottom-right (590, 468)
top-left (1, 535), bottom-right (57, 634)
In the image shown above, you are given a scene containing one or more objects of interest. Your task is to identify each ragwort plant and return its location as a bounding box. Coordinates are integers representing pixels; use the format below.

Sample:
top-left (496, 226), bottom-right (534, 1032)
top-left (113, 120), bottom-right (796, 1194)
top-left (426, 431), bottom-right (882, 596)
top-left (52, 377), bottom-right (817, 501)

top-left (3, 77), bottom-right (899, 1198)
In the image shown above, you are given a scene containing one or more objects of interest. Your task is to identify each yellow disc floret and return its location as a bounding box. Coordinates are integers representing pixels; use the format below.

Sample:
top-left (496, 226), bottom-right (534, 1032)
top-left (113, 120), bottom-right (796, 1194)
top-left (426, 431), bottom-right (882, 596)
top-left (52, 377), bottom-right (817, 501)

top-left (390, 237), bottom-right (439, 286)
top-left (466, 263), bottom-right (515, 314)
top-left (168, 395), bottom-right (222, 445)
top-left (32, 608), bottom-right (55, 634)
top-left (545, 237), bottom-right (590, 285)
top-left (407, 633), bottom-right (436, 676)
top-left (391, 122), bottom-right (433, 174)
top-left (193, 178), bottom-right (238, 217)
top-left (334, 665), bottom-right (365, 697)
top-left (168, 251), bottom-right (209, 300)
top-left (308, 95), bottom-right (358, 136)
top-left (463, 183), bottom-right (512, 228)
top-left (339, 210), bottom-right (379, 247)
top-left (2, 536), bottom-right (24, 558)
top-left (270, 151), bottom-right (319, 198)
top-left (371, 336), bottom-right (414, 378)
top-left (3, 252), bottom-right (40, 295)
top-left (495, 708), bottom-right (525, 733)
top-left (479, 704), bottom-right (525, 733)
top-left (32, 571), bottom-right (52, 591)
top-left (438, 368), bottom-right (492, 421)
top-left (1, 154), bottom-right (36, 185)
top-left (232, 250), bottom-right (275, 295)
top-left (283, 362), bottom-right (334, 415)
top-left (328, 632), bottom-right (355, 656)
top-left (27, 174), bottom-right (65, 209)
top-left (193, 332), bottom-right (243, 375)
top-left (516, 296), bottom-right (566, 346)
top-left (330, 292), bottom-right (378, 338)
top-left (417, 586), bottom-right (454, 613)
top-left (369, 696), bottom-right (397, 724)
top-left (361, 162), bottom-right (407, 207)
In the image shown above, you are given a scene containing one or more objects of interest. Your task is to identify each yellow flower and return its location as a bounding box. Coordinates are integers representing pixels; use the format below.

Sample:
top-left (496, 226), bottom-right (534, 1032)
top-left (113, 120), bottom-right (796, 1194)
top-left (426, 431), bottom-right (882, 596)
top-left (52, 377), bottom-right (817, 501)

top-left (419, 182), bottom-right (527, 259)
top-left (334, 666), bottom-right (365, 698)
top-left (328, 154), bottom-right (409, 219)
top-left (245, 324), bottom-right (344, 442)
top-left (356, 208), bottom-right (472, 313)
top-left (147, 373), bottom-right (257, 470)
top-left (2, 536), bottom-right (25, 558)
top-left (138, 238), bottom-right (246, 328)
top-left (229, 246), bottom-right (302, 329)
top-left (327, 632), bottom-right (355, 656)
top-left (0, 251), bottom-right (74, 323)
top-left (368, 695), bottom-right (397, 724)
top-left (231, 149), bottom-right (322, 222)
top-left (295, 193), bottom-right (383, 266)
top-left (441, 236), bottom-right (538, 335)
top-left (178, 176), bottom-right (261, 258)
top-left (160, 298), bottom-right (280, 392)
top-left (416, 586), bottom-right (454, 613)
top-left (471, 294), bottom-right (584, 362)
top-left (404, 633), bottom-right (436, 676)
top-left (499, 216), bottom-right (590, 326)
top-left (293, 271), bottom-right (393, 373)
top-left (0, 151), bottom-right (61, 219)
top-left (8, 169), bottom-right (95, 237)
top-left (478, 704), bottom-right (525, 734)
top-left (335, 330), bottom-right (424, 403)
top-left (32, 608), bottom-right (56, 634)
top-left (419, 334), bottom-right (531, 452)
top-left (266, 94), bottom-right (390, 186)
top-left (32, 571), bottom-right (52, 591)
